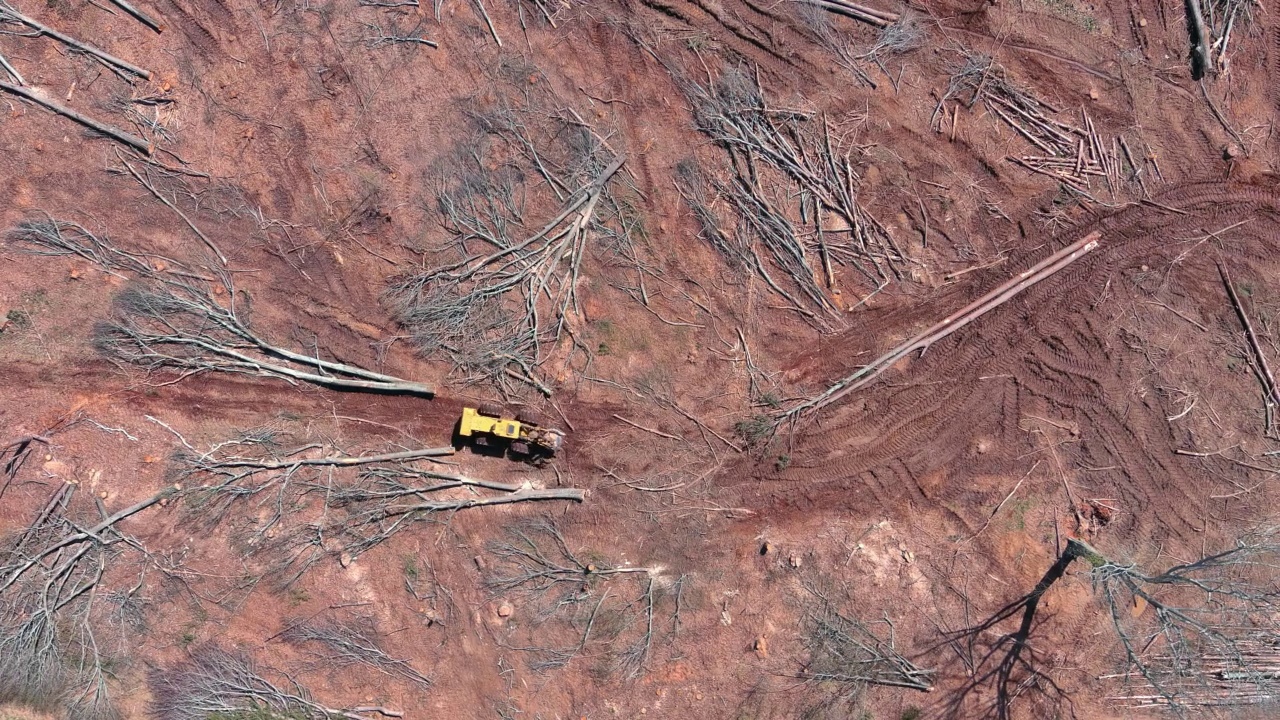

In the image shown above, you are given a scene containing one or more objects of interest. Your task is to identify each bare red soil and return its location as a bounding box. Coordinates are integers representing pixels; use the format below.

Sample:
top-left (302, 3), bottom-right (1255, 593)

top-left (3, 0), bottom-right (1280, 719)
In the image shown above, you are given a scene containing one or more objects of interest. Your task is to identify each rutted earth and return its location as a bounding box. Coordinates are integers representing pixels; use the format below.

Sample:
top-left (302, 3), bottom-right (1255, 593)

top-left (2, 0), bottom-right (1280, 718)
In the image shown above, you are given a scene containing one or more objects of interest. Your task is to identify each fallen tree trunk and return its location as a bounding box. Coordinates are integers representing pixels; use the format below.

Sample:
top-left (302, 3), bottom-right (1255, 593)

top-left (155, 333), bottom-right (436, 395)
top-left (788, 231), bottom-right (1101, 417)
top-left (205, 447), bottom-right (455, 471)
top-left (107, 0), bottom-right (163, 33)
top-left (0, 6), bottom-right (152, 78)
top-left (0, 82), bottom-right (151, 153)
top-left (0, 50), bottom-right (22, 85)
top-left (1219, 261), bottom-right (1280, 410)
top-left (798, 0), bottom-right (898, 28)
top-left (382, 486), bottom-right (586, 515)
top-left (1185, 0), bottom-right (1210, 79)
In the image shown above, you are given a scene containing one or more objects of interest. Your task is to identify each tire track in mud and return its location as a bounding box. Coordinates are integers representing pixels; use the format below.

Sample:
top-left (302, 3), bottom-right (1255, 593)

top-left (161, 0), bottom-right (223, 58)
top-left (1270, 0), bottom-right (1280, 153)
top-left (745, 181), bottom-right (1280, 541)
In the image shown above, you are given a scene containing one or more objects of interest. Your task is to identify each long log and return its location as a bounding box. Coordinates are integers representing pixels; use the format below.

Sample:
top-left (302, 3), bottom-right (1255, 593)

top-left (385, 487), bottom-right (586, 514)
top-left (0, 50), bottom-right (22, 85)
top-left (205, 447), bottom-right (456, 471)
top-left (0, 82), bottom-right (152, 153)
top-left (0, 7), bottom-right (152, 78)
top-left (1219, 261), bottom-right (1280, 409)
top-left (799, 0), bottom-right (897, 27)
top-left (790, 231), bottom-right (1101, 416)
top-left (106, 0), bottom-right (163, 33)
top-left (1185, 0), bottom-right (1210, 79)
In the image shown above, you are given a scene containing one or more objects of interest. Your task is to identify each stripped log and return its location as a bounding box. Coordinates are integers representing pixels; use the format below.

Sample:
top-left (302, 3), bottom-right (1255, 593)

top-left (787, 231), bottom-right (1102, 417)
top-left (0, 82), bottom-right (151, 153)
top-left (204, 447), bottom-right (456, 471)
top-left (106, 0), bottom-right (163, 32)
top-left (373, 486), bottom-right (585, 516)
top-left (797, 0), bottom-right (898, 28)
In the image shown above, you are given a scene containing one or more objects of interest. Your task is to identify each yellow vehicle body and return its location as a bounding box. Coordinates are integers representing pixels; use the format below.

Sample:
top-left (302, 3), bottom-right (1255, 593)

top-left (459, 406), bottom-right (565, 454)
top-left (459, 407), bottom-right (523, 441)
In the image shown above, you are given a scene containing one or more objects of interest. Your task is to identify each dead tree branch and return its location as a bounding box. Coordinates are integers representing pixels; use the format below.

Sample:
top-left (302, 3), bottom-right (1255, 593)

top-left (485, 518), bottom-right (668, 676)
top-left (113, 151), bottom-right (226, 264)
top-left (106, 0), bottom-right (163, 33)
top-left (0, 481), bottom-right (174, 719)
top-left (6, 215), bottom-right (183, 278)
top-left (0, 49), bottom-right (22, 84)
top-left (937, 54), bottom-right (1142, 199)
top-left (683, 69), bottom-right (902, 314)
top-left (473, 0), bottom-right (502, 46)
top-left (362, 20), bottom-right (437, 48)
top-left (149, 647), bottom-right (401, 720)
top-left (1218, 261), bottom-right (1280, 422)
top-left (174, 434), bottom-right (583, 576)
top-left (803, 583), bottom-right (934, 695)
top-left (1198, 0), bottom-right (1260, 75)
top-left (283, 618), bottom-right (431, 688)
top-left (800, 7), bottom-right (923, 87)
top-left (0, 434), bottom-right (47, 498)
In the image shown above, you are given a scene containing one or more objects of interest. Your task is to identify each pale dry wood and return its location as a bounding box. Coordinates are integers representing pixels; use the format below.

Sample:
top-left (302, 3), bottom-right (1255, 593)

top-left (0, 3), bottom-right (152, 78)
top-left (0, 486), bottom-right (175, 592)
top-left (0, 82), bottom-right (151, 153)
top-left (612, 414), bottom-right (684, 441)
top-left (789, 231), bottom-right (1102, 417)
top-left (1219, 261), bottom-right (1280, 409)
top-left (106, 0), bottom-right (162, 32)
top-left (0, 50), bottom-right (22, 84)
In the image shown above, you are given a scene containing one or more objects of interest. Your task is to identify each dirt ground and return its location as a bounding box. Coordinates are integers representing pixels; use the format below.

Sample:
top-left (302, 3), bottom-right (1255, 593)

top-left (3, 0), bottom-right (1280, 718)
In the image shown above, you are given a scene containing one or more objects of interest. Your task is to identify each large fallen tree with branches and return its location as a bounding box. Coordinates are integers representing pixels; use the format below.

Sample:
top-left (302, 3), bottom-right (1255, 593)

top-left (5, 216), bottom-right (434, 396)
top-left (484, 518), bottom-right (681, 678)
top-left (0, 475), bottom-right (176, 720)
top-left (943, 532), bottom-right (1280, 716)
top-left (385, 73), bottom-right (634, 395)
top-left (679, 69), bottom-right (904, 325)
top-left (150, 646), bottom-right (402, 720)
top-left (1093, 531), bottom-right (1280, 709)
top-left (170, 430), bottom-right (583, 586)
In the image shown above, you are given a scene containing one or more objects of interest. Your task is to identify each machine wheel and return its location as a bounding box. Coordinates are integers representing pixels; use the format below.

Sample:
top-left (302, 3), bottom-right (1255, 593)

top-left (478, 403), bottom-right (504, 418)
top-left (474, 435), bottom-right (490, 447)
top-left (510, 441), bottom-right (531, 455)
top-left (516, 410), bottom-right (543, 426)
